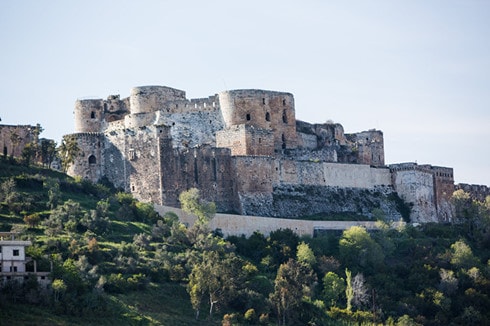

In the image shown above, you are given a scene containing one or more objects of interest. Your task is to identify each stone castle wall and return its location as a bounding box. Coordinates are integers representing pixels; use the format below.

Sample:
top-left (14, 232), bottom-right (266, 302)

top-left (155, 204), bottom-right (390, 237)
top-left (390, 163), bottom-right (455, 223)
top-left (456, 184), bottom-right (490, 202)
top-left (0, 124), bottom-right (39, 158)
top-left (67, 85), bottom-right (462, 224)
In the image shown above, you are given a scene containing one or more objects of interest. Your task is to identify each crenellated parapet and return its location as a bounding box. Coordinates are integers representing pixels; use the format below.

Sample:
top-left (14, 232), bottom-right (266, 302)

top-left (66, 84), bottom-right (463, 224)
top-left (390, 163), bottom-right (454, 222)
top-left (456, 183), bottom-right (490, 202)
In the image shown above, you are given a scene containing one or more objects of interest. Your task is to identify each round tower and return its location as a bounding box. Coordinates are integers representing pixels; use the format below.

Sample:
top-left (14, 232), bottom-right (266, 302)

top-left (129, 86), bottom-right (186, 114)
top-left (66, 132), bottom-right (104, 183)
top-left (74, 99), bottom-right (105, 133)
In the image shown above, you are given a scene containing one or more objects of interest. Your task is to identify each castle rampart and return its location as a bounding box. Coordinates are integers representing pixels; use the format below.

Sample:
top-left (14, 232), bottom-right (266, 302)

top-left (66, 85), bottom-right (462, 224)
top-left (455, 183), bottom-right (490, 202)
top-left (129, 86), bottom-right (186, 114)
top-left (0, 124), bottom-right (41, 158)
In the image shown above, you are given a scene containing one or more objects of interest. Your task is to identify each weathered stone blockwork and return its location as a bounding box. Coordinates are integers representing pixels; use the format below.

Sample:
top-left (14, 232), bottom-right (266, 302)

top-left (0, 125), bottom-right (40, 158)
top-left (66, 85), bottom-right (462, 223)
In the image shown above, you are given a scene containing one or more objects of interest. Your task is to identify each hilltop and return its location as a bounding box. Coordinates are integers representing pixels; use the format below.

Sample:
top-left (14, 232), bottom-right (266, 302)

top-left (0, 158), bottom-right (490, 325)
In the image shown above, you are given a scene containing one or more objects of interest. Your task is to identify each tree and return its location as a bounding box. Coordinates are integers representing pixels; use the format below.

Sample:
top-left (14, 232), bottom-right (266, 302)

top-left (270, 258), bottom-right (316, 326)
top-left (339, 226), bottom-right (384, 273)
top-left (44, 178), bottom-right (61, 209)
top-left (450, 240), bottom-right (479, 270)
top-left (179, 188), bottom-right (216, 224)
top-left (351, 273), bottom-right (369, 309)
top-left (52, 279), bottom-right (67, 303)
top-left (322, 271), bottom-right (345, 307)
top-left (188, 251), bottom-right (245, 319)
top-left (24, 213), bottom-right (41, 228)
top-left (40, 138), bottom-right (57, 168)
top-left (21, 142), bottom-right (35, 166)
top-left (345, 268), bottom-right (354, 311)
top-left (58, 135), bottom-right (80, 172)
top-left (296, 241), bottom-right (316, 267)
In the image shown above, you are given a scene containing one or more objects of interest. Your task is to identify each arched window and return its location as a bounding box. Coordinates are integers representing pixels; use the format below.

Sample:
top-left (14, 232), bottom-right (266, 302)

top-left (265, 112), bottom-right (271, 122)
top-left (90, 111), bottom-right (96, 119)
top-left (88, 155), bottom-right (96, 164)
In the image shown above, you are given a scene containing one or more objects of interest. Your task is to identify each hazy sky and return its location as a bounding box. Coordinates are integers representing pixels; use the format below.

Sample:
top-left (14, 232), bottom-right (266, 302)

top-left (1, 1), bottom-right (489, 185)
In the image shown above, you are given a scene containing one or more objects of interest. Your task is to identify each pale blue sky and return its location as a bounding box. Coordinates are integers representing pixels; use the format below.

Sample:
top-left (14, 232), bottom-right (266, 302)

top-left (1, 1), bottom-right (489, 185)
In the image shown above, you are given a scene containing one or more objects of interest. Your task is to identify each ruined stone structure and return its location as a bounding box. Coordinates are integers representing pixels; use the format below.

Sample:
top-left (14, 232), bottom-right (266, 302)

top-left (0, 124), bottom-right (40, 158)
top-left (455, 184), bottom-right (490, 203)
top-left (66, 85), bottom-right (457, 223)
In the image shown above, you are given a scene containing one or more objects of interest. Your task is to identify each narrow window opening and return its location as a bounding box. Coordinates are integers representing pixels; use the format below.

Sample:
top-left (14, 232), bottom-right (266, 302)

top-left (3, 146), bottom-right (7, 156)
top-left (283, 99), bottom-right (286, 106)
top-left (282, 110), bottom-right (288, 123)
top-left (246, 113), bottom-right (251, 121)
top-left (282, 134), bottom-right (286, 149)
top-left (262, 98), bottom-right (266, 105)
top-left (259, 138), bottom-right (262, 144)
top-left (13, 249), bottom-right (19, 256)
top-left (90, 111), bottom-right (96, 119)
top-left (88, 155), bottom-right (96, 164)
top-left (265, 112), bottom-right (271, 121)
top-left (132, 185), bottom-right (135, 191)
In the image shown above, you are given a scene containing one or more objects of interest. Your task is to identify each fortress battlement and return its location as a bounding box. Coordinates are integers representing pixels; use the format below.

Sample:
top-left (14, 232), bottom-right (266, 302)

top-left (65, 85), bottom-right (457, 223)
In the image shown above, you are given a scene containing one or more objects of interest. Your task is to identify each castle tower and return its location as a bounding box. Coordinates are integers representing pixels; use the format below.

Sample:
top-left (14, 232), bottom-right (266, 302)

top-left (217, 89), bottom-right (297, 155)
top-left (74, 99), bottom-right (105, 133)
top-left (66, 133), bottom-right (104, 183)
top-left (126, 86), bottom-right (187, 128)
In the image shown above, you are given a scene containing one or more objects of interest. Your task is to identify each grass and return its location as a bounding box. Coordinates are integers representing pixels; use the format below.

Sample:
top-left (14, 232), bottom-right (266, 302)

top-left (0, 283), bottom-right (218, 326)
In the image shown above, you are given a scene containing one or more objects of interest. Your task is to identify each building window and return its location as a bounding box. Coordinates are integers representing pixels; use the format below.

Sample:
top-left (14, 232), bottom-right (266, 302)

top-left (262, 98), bottom-right (266, 105)
top-left (13, 249), bottom-right (19, 256)
top-left (10, 266), bottom-right (17, 272)
top-left (128, 149), bottom-right (136, 161)
top-left (283, 99), bottom-right (286, 106)
top-left (282, 134), bottom-right (286, 149)
top-left (88, 155), bottom-right (96, 164)
top-left (246, 113), bottom-right (251, 121)
top-left (265, 112), bottom-right (270, 121)
top-left (3, 146), bottom-right (6, 156)
top-left (90, 111), bottom-right (96, 119)
top-left (282, 110), bottom-right (288, 123)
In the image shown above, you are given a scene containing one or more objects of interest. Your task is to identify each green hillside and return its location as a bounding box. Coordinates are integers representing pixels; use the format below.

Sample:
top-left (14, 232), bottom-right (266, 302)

top-left (0, 158), bottom-right (489, 325)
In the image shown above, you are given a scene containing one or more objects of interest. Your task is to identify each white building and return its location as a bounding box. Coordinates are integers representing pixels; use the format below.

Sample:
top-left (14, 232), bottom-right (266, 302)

top-left (0, 232), bottom-right (50, 287)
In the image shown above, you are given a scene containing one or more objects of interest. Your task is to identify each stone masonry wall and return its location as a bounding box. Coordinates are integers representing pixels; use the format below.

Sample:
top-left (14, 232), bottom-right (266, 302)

top-left (66, 133), bottom-right (104, 182)
top-left (155, 204), bottom-right (392, 238)
top-left (216, 125), bottom-right (274, 156)
top-left (455, 184), bottom-right (490, 202)
top-left (0, 125), bottom-right (38, 158)
top-left (390, 166), bottom-right (437, 223)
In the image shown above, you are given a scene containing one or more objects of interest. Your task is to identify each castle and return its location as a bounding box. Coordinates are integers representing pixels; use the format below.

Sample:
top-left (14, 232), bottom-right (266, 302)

top-left (65, 85), bottom-right (456, 223)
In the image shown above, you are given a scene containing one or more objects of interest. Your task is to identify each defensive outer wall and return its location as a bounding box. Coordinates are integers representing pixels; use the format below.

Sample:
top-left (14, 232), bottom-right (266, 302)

top-left (154, 204), bottom-right (395, 238)
top-left (66, 85), bottom-right (461, 224)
